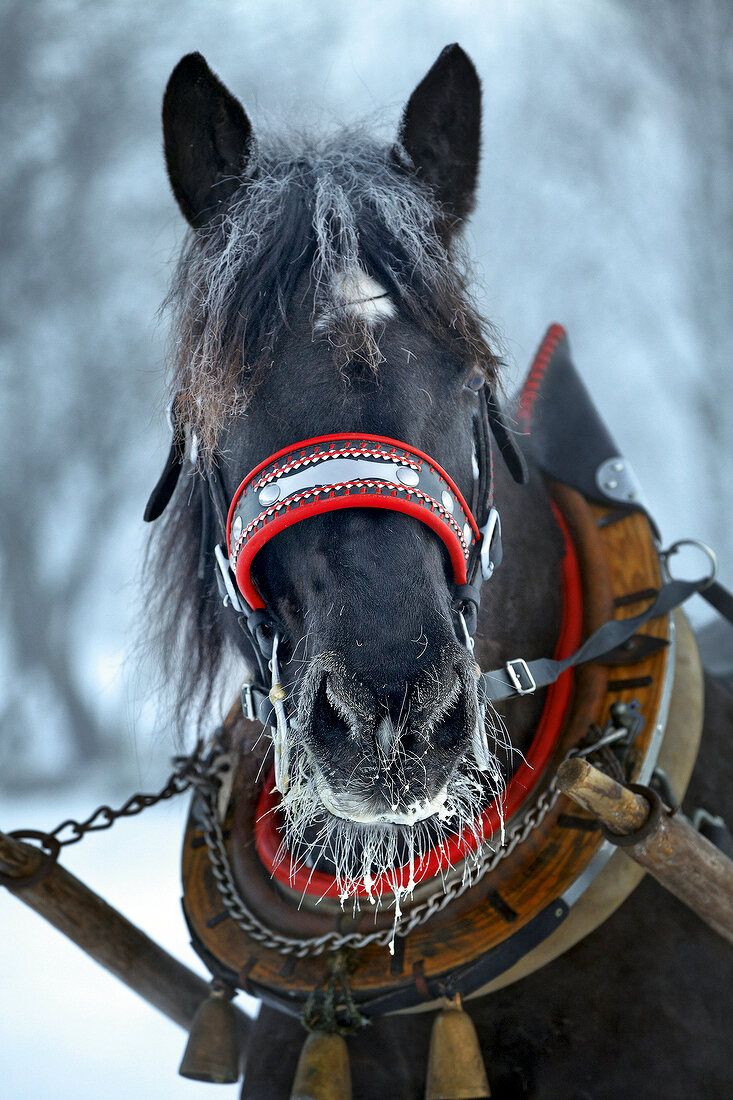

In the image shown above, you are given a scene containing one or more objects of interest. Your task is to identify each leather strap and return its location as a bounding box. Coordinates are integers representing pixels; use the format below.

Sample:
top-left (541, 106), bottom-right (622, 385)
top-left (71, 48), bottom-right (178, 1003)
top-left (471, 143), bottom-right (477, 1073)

top-left (480, 577), bottom-right (708, 702)
top-left (143, 433), bottom-right (184, 522)
top-left (702, 581), bottom-right (733, 624)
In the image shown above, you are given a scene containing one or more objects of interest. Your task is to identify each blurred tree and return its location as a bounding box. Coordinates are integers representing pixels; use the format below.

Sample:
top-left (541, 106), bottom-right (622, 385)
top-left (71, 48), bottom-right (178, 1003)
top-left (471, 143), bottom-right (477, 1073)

top-left (1, 0), bottom-right (731, 792)
top-left (0, 2), bottom-right (169, 786)
top-left (625, 0), bottom-right (733, 553)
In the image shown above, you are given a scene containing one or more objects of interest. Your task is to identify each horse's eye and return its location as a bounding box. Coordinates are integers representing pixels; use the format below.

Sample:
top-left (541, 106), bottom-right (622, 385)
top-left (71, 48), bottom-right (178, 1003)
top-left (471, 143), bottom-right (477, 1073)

top-left (464, 366), bottom-right (485, 392)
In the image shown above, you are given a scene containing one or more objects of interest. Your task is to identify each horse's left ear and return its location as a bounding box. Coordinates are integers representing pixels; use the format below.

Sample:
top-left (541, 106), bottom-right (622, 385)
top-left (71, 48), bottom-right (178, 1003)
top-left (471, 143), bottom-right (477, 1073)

top-left (397, 44), bottom-right (481, 225)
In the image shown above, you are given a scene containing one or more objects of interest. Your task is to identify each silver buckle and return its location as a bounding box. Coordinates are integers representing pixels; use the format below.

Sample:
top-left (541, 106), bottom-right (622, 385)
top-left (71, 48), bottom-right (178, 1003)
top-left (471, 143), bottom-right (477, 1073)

top-left (480, 507), bottom-right (502, 580)
top-left (214, 544), bottom-right (244, 613)
top-left (505, 657), bottom-right (536, 695)
top-left (241, 679), bottom-right (257, 721)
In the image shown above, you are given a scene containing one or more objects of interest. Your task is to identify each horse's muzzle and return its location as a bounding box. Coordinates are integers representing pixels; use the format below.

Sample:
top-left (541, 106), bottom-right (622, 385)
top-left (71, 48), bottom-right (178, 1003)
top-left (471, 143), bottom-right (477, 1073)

top-left (298, 659), bottom-right (479, 824)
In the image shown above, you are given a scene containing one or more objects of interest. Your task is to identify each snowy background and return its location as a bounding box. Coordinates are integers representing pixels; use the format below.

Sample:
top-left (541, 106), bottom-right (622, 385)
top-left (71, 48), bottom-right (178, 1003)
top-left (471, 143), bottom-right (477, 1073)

top-left (1, 1), bottom-right (731, 1096)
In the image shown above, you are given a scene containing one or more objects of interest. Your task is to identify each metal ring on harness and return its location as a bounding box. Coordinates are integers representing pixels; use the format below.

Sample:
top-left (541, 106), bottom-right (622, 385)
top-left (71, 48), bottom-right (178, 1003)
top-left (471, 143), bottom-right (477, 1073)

top-left (0, 830), bottom-right (62, 890)
top-left (660, 539), bottom-right (718, 590)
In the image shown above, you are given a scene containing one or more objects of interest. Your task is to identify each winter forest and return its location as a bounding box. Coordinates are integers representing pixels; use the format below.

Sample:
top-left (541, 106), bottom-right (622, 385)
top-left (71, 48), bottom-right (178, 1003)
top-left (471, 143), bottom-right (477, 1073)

top-left (1, 1), bottom-right (731, 1096)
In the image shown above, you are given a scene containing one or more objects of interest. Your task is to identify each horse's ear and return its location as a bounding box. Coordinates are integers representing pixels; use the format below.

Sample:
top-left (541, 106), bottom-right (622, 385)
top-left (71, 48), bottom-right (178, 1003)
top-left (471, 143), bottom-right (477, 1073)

top-left (162, 52), bottom-right (254, 229)
top-left (397, 44), bottom-right (481, 225)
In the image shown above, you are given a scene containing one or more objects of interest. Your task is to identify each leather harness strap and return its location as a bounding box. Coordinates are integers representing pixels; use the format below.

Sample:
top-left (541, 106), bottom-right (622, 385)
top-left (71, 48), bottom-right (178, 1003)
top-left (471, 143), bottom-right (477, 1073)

top-left (479, 576), bottom-right (707, 703)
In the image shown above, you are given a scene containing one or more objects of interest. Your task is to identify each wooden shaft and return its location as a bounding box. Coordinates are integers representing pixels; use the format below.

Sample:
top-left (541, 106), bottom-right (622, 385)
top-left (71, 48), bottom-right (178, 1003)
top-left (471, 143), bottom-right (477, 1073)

top-left (0, 830), bottom-right (252, 1044)
top-left (557, 759), bottom-right (733, 944)
top-left (557, 758), bottom-right (650, 831)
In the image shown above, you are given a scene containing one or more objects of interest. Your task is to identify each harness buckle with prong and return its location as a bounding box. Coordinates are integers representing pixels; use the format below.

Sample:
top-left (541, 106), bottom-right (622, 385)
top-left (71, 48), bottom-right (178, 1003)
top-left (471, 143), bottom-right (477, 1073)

top-left (241, 679), bottom-right (258, 722)
top-left (505, 657), bottom-right (536, 695)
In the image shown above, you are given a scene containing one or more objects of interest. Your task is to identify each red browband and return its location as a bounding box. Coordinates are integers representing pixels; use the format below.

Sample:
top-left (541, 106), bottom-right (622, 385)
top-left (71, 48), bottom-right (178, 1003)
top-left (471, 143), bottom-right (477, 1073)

top-left (226, 433), bottom-right (481, 610)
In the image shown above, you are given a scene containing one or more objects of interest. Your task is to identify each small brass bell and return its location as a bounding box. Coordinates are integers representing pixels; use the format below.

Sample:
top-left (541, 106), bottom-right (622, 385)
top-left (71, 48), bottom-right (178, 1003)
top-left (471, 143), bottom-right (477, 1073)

top-left (425, 994), bottom-right (491, 1100)
top-left (290, 1031), bottom-right (352, 1100)
top-left (179, 980), bottom-right (241, 1084)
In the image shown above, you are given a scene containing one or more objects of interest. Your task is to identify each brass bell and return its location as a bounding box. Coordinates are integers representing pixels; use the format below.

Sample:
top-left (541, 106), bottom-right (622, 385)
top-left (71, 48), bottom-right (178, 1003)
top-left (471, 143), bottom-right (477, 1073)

top-left (290, 1031), bottom-right (352, 1100)
top-left (179, 981), bottom-right (241, 1084)
top-left (425, 994), bottom-right (491, 1100)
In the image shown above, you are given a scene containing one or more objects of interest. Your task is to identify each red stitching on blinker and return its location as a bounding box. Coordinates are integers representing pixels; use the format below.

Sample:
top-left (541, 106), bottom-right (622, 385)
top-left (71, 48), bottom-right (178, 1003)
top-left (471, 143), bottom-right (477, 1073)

top-left (517, 323), bottom-right (566, 429)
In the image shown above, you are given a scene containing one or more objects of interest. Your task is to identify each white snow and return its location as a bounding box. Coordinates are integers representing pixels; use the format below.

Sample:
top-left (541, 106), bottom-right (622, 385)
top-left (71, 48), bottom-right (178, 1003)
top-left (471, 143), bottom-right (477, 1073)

top-left (0, 788), bottom-right (259, 1099)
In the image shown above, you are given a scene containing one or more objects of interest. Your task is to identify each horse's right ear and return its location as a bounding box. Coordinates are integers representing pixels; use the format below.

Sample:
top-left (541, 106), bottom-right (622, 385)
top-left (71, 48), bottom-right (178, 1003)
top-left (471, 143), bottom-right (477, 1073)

top-left (397, 44), bottom-right (481, 226)
top-left (162, 53), bottom-right (254, 229)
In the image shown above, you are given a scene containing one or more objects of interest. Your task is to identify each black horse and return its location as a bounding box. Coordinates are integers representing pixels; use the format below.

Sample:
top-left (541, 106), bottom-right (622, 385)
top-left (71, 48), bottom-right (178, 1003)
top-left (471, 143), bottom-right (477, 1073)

top-left (149, 46), bottom-right (733, 1098)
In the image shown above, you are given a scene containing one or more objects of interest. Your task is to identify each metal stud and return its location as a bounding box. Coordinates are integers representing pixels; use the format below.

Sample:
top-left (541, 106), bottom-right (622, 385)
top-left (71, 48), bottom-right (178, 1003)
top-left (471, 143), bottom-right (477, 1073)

top-left (258, 483), bottom-right (281, 506)
top-left (231, 515), bottom-right (243, 541)
top-left (463, 522), bottom-right (472, 544)
top-left (441, 490), bottom-right (454, 513)
top-left (596, 456), bottom-right (646, 509)
top-left (396, 465), bottom-right (419, 487)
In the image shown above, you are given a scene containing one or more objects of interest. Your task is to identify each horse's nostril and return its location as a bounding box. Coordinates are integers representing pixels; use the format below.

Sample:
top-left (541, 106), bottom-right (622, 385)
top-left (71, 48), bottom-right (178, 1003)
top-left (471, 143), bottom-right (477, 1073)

top-left (311, 676), bottom-right (352, 744)
top-left (306, 666), bottom-right (475, 767)
top-left (432, 692), bottom-right (471, 752)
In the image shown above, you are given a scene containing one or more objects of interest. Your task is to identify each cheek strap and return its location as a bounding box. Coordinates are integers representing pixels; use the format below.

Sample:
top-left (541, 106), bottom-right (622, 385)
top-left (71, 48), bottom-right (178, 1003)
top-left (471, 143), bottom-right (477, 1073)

top-left (486, 391), bottom-right (529, 487)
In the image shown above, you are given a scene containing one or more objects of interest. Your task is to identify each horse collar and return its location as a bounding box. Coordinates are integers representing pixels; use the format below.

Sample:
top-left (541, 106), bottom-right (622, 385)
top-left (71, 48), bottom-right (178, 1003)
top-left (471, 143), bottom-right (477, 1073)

top-left (180, 475), bottom-right (702, 1017)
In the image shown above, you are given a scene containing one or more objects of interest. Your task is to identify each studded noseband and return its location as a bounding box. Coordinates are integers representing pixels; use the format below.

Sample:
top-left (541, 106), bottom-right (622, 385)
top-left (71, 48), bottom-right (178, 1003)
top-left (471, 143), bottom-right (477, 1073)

top-left (226, 433), bottom-right (486, 611)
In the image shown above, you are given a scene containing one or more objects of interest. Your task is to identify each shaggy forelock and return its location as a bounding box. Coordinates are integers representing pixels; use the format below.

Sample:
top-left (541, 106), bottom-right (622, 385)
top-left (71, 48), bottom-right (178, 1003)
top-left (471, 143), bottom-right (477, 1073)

top-left (165, 131), bottom-right (499, 457)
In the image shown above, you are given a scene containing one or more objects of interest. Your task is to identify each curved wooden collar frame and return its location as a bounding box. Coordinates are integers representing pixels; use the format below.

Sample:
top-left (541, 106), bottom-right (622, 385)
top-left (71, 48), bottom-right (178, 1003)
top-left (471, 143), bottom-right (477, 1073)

top-left (181, 479), bottom-right (693, 1017)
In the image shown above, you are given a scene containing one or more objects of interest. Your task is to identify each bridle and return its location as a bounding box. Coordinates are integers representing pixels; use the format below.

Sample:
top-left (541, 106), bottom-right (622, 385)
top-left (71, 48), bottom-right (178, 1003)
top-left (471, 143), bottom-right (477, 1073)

top-left (227, 433), bottom-right (486, 614)
top-left (145, 383), bottom-right (529, 741)
top-left (145, 367), bottom-right (719, 798)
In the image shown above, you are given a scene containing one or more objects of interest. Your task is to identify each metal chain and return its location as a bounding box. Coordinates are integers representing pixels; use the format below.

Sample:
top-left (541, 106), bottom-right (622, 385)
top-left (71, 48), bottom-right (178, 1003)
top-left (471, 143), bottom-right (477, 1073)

top-left (191, 750), bottom-right (575, 958)
top-left (48, 773), bottom-right (192, 849)
top-left (4, 744), bottom-right (222, 883)
top-left (6, 730), bottom-right (606, 955)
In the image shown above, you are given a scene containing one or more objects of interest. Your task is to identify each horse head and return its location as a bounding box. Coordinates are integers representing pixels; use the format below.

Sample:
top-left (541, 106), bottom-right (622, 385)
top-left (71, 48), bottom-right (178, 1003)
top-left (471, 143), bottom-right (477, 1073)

top-left (151, 46), bottom-right (539, 891)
